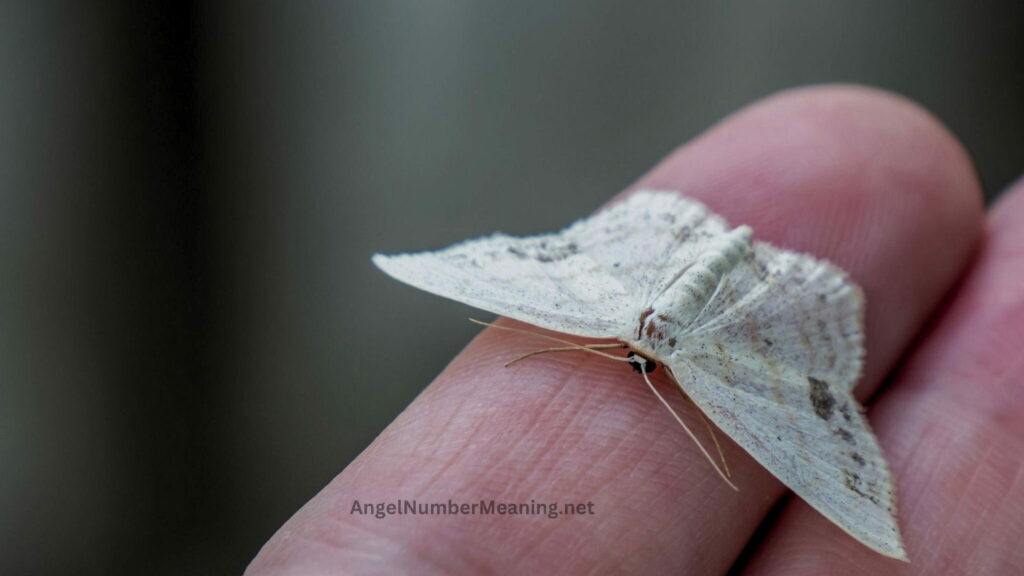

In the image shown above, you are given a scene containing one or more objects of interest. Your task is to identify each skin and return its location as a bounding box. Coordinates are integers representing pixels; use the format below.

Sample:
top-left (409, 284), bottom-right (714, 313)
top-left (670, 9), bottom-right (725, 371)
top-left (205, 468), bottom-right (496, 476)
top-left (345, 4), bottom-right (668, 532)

top-left (247, 85), bottom-right (1024, 574)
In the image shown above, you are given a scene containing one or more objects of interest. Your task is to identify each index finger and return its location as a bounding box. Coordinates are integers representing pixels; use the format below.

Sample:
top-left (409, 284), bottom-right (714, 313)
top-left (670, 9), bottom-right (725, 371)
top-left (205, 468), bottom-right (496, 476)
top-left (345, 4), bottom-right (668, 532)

top-left (246, 86), bottom-right (981, 575)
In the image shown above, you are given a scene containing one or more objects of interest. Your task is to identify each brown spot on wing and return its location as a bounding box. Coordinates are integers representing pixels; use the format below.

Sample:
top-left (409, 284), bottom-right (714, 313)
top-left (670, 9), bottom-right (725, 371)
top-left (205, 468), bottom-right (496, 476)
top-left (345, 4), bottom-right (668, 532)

top-left (843, 470), bottom-right (867, 496)
top-left (838, 403), bottom-right (853, 423)
top-left (834, 428), bottom-right (854, 443)
top-left (637, 307), bottom-right (655, 339)
top-left (808, 377), bottom-right (835, 420)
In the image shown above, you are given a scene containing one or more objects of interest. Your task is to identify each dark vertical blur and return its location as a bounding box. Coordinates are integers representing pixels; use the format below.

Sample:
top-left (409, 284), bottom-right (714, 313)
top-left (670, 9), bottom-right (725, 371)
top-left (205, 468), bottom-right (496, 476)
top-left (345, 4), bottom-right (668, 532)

top-left (1, 1), bottom-right (1021, 574)
top-left (0, 1), bottom-right (216, 573)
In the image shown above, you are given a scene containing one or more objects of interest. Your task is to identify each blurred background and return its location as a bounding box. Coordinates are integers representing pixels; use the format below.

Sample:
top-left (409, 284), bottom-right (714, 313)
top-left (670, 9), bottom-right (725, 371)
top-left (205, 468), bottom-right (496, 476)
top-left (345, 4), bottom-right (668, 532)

top-left (1, 1), bottom-right (1021, 573)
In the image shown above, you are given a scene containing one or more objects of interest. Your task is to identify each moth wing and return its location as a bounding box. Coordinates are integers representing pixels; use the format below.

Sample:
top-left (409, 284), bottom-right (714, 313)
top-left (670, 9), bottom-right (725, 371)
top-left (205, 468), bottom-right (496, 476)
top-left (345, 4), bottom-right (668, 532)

top-left (668, 355), bottom-right (905, 559)
top-left (373, 190), bottom-right (730, 339)
top-left (664, 245), bottom-right (904, 559)
top-left (560, 190), bottom-right (733, 305)
top-left (684, 242), bottom-right (865, 392)
top-left (373, 229), bottom-right (631, 337)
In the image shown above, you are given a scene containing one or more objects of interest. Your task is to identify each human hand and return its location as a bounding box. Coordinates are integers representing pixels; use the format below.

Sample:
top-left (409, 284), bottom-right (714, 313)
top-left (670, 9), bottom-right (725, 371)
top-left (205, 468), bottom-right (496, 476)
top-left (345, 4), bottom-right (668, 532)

top-left (247, 86), bottom-right (1023, 574)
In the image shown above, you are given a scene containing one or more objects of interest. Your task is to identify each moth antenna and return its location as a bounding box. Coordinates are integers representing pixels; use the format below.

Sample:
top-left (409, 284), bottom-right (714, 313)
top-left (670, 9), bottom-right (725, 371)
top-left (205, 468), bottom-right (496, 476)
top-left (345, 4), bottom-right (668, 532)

top-left (638, 363), bottom-right (739, 491)
top-left (671, 363), bottom-right (731, 478)
top-left (469, 318), bottom-right (628, 363)
top-left (505, 344), bottom-right (629, 367)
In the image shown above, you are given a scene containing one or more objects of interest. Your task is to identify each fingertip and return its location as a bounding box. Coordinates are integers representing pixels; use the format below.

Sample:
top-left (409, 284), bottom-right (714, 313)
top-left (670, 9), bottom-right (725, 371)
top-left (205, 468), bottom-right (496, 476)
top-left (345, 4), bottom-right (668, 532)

top-left (638, 84), bottom-right (984, 256)
top-left (990, 172), bottom-right (1024, 228)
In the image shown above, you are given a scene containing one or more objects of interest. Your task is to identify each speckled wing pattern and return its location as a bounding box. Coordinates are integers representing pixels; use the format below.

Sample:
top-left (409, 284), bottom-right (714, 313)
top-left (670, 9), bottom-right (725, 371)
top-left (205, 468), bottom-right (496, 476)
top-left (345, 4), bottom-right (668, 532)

top-left (372, 192), bottom-right (730, 339)
top-left (372, 190), bottom-right (905, 560)
top-left (657, 242), bottom-right (905, 559)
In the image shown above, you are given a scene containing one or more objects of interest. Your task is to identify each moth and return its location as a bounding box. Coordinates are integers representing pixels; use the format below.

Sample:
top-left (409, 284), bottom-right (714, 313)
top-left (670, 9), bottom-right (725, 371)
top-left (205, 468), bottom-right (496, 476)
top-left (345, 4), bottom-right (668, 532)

top-left (372, 190), bottom-right (906, 560)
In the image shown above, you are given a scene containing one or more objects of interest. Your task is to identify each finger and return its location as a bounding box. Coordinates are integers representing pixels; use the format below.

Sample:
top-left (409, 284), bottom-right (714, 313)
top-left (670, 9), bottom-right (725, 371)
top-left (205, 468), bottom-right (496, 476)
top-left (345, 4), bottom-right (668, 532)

top-left (246, 86), bottom-right (982, 575)
top-left (742, 177), bottom-right (1024, 574)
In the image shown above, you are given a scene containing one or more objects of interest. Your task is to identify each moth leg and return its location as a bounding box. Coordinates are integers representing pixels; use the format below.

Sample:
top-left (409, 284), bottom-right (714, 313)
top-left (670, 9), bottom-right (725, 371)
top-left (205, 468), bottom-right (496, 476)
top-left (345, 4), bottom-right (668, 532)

top-left (670, 362), bottom-right (732, 479)
top-left (691, 399), bottom-right (731, 478)
top-left (639, 362), bottom-right (739, 491)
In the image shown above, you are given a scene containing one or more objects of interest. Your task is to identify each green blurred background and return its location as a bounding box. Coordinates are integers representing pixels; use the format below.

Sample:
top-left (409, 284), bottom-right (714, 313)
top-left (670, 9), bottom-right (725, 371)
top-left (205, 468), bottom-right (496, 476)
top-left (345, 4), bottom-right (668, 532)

top-left (1, 1), bottom-right (1021, 573)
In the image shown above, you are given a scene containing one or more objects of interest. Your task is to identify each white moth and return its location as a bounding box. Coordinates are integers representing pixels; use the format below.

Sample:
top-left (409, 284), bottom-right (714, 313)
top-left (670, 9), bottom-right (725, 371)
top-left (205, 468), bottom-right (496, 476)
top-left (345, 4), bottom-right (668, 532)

top-left (372, 190), bottom-right (906, 561)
